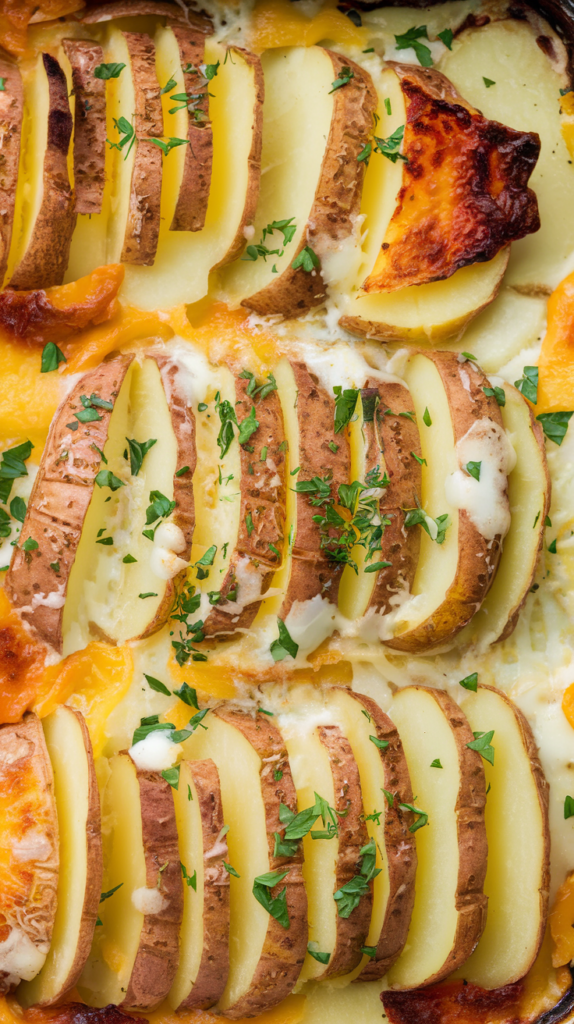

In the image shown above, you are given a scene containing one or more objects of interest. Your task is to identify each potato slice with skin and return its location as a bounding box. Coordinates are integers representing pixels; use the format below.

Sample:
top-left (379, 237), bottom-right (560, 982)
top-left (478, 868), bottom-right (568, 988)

top-left (458, 383), bottom-right (550, 648)
top-left (183, 709), bottom-right (306, 1019)
top-left (457, 685), bottom-right (550, 989)
top-left (19, 707), bottom-right (102, 1008)
top-left (6, 53), bottom-right (75, 290)
top-left (79, 751), bottom-right (183, 1010)
top-left (384, 350), bottom-right (512, 653)
top-left (0, 58), bottom-right (23, 285)
top-left (388, 685), bottom-right (487, 990)
top-left (330, 690), bottom-right (417, 982)
top-left (61, 40), bottom-right (106, 215)
top-left (202, 373), bottom-right (286, 642)
top-left (169, 759), bottom-right (230, 1011)
top-left (5, 355), bottom-right (134, 652)
top-left (0, 713), bottom-right (58, 994)
top-left (81, 0), bottom-right (192, 22)
top-left (168, 25), bottom-right (214, 233)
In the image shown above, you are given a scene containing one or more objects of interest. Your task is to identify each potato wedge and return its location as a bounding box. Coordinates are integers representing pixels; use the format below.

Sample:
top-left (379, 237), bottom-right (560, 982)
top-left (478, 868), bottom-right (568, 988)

top-left (387, 685), bottom-right (487, 990)
top-left (0, 58), bottom-right (23, 285)
top-left (6, 355), bottom-right (134, 652)
top-left (338, 377), bottom-right (422, 622)
top-left (456, 685), bottom-right (550, 989)
top-left (19, 707), bottom-right (102, 1007)
top-left (169, 758), bottom-right (230, 1011)
top-left (6, 53), bottom-right (75, 290)
top-left (221, 47), bottom-right (376, 319)
top-left (0, 713), bottom-right (58, 994)
top-left (330, 690), bottom-right (416, 982)
top-left (79, 751), bottom-right (183, 1010)
top-left (383, 351), bottom-right (513, 653)
top-left (458, 383), bottom-right (550, 648)
top-left (61, 39), bottom-right (106, 215)
top-left (201, 371), bottom-right (286, 642)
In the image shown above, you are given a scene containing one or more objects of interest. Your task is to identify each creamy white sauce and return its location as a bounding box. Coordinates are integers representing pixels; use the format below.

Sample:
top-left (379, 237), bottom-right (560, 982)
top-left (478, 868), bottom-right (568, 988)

top-left (445, 419), bottom-right (516, 540)
top-left (128, 731), bottom-right (182, 771)
top-left (162, 337), bottom-right (220, 407)
top-left (150, 521), bottom-right (189, 581)
top-left (131, 887), bottom-right (168, 915)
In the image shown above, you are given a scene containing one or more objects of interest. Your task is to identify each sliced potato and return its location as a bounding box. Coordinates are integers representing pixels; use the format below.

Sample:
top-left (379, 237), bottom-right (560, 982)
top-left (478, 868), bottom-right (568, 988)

top-left (184, 709), bottom-right (306, 1019)
top-left (102, 27), bottom-right (137, 266)
top-left (0, 714), bottom-right (58, 994)
top-left (338, 377), bottom-right (422, 622)
top-left (330, 690), bottom-right (416, 982)
top-left (169, 758), bottom-right (230, 1011)
top-left (81, 0), bottom-right (191, 22)
top-left (79, 751), bottom-right (183, 1010)
top-left (19, 707), bottom-right (102, 1008)
top-left (383, 351), bottom-right (512, 653)
top-left (458, 383), bottom-right (550, 648)
top-left (6, 53), bottom-right (75, 290)
top-left (61, 39), bottom-right (106, 215)
top-left (456, 685), bottom-right (550, 989)
top-left (387, 686), bottom-right (487, 990)
top-left (0, 57), bottom-right (23, 285)
top-left (221, 47), bottom-right (375, 319)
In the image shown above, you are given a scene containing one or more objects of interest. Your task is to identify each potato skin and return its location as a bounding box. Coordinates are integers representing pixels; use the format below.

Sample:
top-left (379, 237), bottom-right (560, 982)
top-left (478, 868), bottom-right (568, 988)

top-left (0, 57), bottom-right (23, 285)
top-left (244, 51), bottom-right (377, 319)
top-left (80, 1), bottom-right (198, 24)
top-left (178, 758), bottom-right (230, 1011)
top-left (170, 25), bottom-right (214, 233)
top-left (5, 355), bottom-right (134, 652)
top-left (346, 692), bottom-right (417, 982)
top-left (213, 708), bottom-right (307, 1019)
top-left (62, 39), bottom-right (106, 215)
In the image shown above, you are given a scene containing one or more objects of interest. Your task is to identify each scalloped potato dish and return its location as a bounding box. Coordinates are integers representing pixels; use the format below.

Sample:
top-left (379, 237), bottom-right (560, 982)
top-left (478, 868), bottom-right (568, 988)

top-left (3, 2), bottom-right (574, 1024)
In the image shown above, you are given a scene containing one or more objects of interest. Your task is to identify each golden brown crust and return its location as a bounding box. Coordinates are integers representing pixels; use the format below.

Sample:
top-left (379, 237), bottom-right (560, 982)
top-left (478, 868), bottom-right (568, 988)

top-left (202, 373), bottom-right (286, 642)
top-left (8, 54), bottom-right (76, 291)
top-left (5, 355), bottom-right (134, 652)
top-left (346, 692), bottom-right (417, 982)
top-left (244, 51), bottom-right (376, 318)
top-left (80, 1), bottom-right (208, 26)
top-left (62, 39), bottom-right (106, 215)
top-left (121, 32), bottom-right (163, 266)
top-left (122, 759), bottom-right (184, 1011)
top-left (384, 351), bottom-right (507, 653)
top-left (178, 758), bottom-right (230, 1011)
top-left (362, 378), bottom-right (421, 615)
top-left (0, 58), bottom-right (23, 286)
top-left (213, 47), bottom-right (264, 269)
top-left (316, 723), bottom-right (371, 979)
top-left (0, 713), bottom-right (59, 994)
top-left (169, 25), bottom-right (213, 233)
top-left (213, 708), bottom-right (307, 1018)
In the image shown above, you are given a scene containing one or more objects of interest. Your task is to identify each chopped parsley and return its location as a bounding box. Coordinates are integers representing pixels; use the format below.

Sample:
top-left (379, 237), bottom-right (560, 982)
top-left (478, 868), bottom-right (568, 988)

top-left (95, 469), bottom-right (123, 492)
top-left (334, 838), bottom-right (380, 917)
top-left (399, 802), bottom-right (429, 833)
top-left (107, 115), bottom-right (135, 159)
top-left (467, 730), bottom-right (495, 765)
top-left (144, 674), bottom-right (171, 696)
top-left (0, 440), bottom-right (33, 504)
top-left (438, 28), bottom-right (453, 49)
top-left (483, 385), bottom-right (506, 406)
top-left (22, 537), bottom-right (38, 551)
top-left (536, 412), bottom-right (574, 446)
top-left (270, 618), bottom-right (298, 662)
top-left (370, 735), bottom-right (389, 751)
top-left (329, 65), bottom-right (354, 92)
top-left (10, 496), bottom-right (26, 523)
top-left (242, 217), bottom-right (296, 262)
top-left (180, 862), bottom-right (197, 890)
top-left (394, 25), bottom-right (433, 67)
top-left (514, 365), bottom-right (538, 405)
top-left (126, 437), bottom-right (157, 476)
top-left (291, 245), bottom-right (320, 273)
top-left (161, 765), bottom-right (180, 790)
top-left (252, 870), bottom-right (290, 928)
top-left (307, 945), bottom-right (331, 964)
top-left (333, 386), bottom-right (359, 433)
top-left (423, 407), bottom-right (432, 426)
top-left (150, 136), bottom-right (190, 156)
top-left (373, 125), bottom-right (407, 163)
top-left (430, 759), bottom-right (443, 769)
top-left (94, 62), bottom-right (125, 79)
top-left (564, 795), bottom-right (574, 820)
top-left (466, 461), bottom-right (481, 482)
top-left (40, 342), bottom-right (66, 373)
top-left (483, 77), bottom-right (496, 88)
top-left (142, 490), bottom-right (176, 539)
top-left (459, 672), bottom-right (478, 692)
top-left (404, 507), bottom-right (449, 544)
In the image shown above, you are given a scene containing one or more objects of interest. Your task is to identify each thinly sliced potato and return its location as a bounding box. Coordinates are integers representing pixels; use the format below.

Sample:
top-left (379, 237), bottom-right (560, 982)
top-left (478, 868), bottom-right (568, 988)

top-left (79, 751), bottom-right (183, 1010)
top-left (19, 707), bottom-right (102, 1007)
top-left (221, 47), bottom-right (375, 319)
top-left (169, 759), bottom-right (230, 1011)
top-left (456, 685), bottom-right (550, 989)
top-left (61, 39), bottom-right (106, 215)
top-left (167, 24), bottom-right (213, 232)
top-left (338, 377), bottom-right (422, 622)
top-left (383, 351), bottom-right (512, 653)
top-left (387, 686), bottom-right (487, 990)
top-left (330, 690), bottom-right (416, 982)
top-left (81, 0), bottom-right (191, 22)
top-left (6, 53), bottom-right (75, 290)
top-left (0, 58), bottom-right (23, 285)
top-left (0, 714), bottom-right (58, 994)
top-left (102, 27), bottom-right (136, 266)
top-left (458, 383), bottom-right (550, 647)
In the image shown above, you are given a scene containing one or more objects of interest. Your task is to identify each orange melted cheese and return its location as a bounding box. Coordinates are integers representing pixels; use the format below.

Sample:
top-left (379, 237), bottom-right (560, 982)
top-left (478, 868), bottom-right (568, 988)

top-left (247, 0), bottom-right (364, 52)
top-left (0, 0), bottom-right (82, 58)
top-left (537, 270), bottom-right (574, 413)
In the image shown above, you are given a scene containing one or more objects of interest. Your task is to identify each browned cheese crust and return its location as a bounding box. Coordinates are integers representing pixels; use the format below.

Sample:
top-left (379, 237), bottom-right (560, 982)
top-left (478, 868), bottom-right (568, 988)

top-left (80, 1), bottom-right (199, 25)
top-left (347, 692), bottom-right (417, 982)
top-left (8, 54), bottom-right (76, 291)
top-left (121, 32), bottom-right (163, 266)
top-left (5, 355), bottom-right (134, 651)
top-left (178, 758), bottom-right (230, 1011)
top-left (202, 373), bottom-right (286, 642)
top-left (384, 351), bottom-right (507, 654)
top-left (170, 25), bottom-right (214, 233)
top-left (122, 755), bottom-right (184, 1011)
top-left (0, 58), bottom-right (23, 286)
top-left (212, 47), bottom-right (264, 269)
top-left (362, 378), bottom-right (422, 615)
top-left (0, 713), bottom-right (59, 994)
top-left (315, 723), bottom-right (371, 979)
top-left (62, 39), bottom-right (106, 215)
top-left (243, 51), bottom-right (376, 319)
top-left (214, 708), bottom-right (307, 1018)
top-left (280, 361), bottom-right (350, 619)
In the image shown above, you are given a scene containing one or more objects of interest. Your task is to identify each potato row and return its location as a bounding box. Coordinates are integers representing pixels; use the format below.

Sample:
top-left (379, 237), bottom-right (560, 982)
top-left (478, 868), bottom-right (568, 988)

top-left (0, 682), bottom-right (549, 1016)
top-left (6, 346), bottom-right (550, 661)
top-left (0, 2), bottom-right (540, 338)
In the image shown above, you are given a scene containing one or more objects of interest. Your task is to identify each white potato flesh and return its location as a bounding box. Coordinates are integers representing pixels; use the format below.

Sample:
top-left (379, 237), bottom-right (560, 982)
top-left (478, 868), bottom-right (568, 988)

top-left (168, 761), bottom-right (205, 1009)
